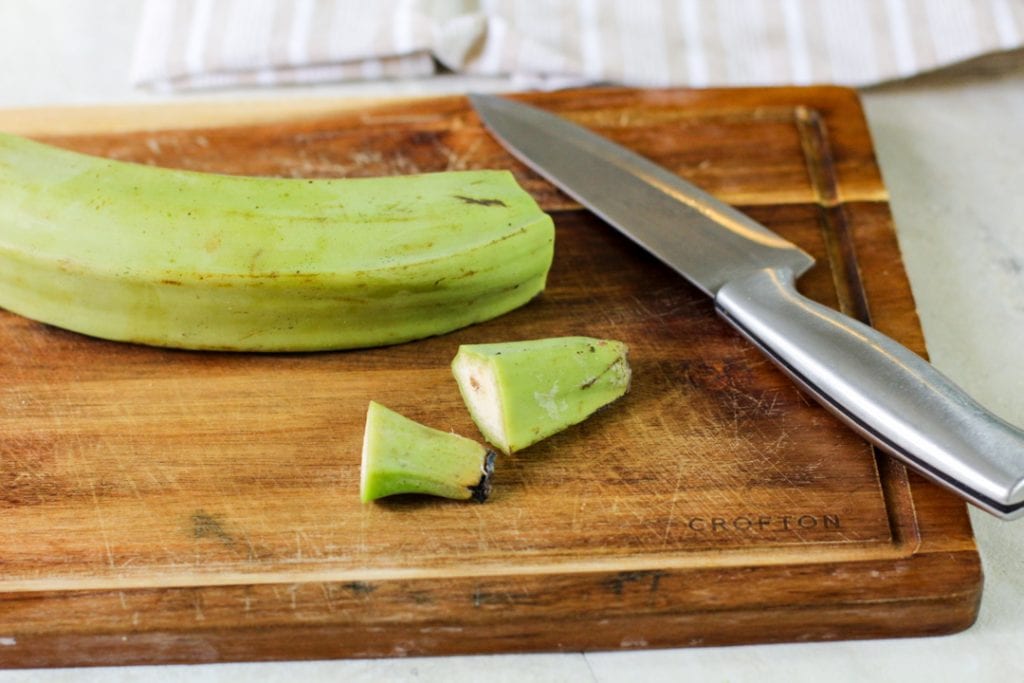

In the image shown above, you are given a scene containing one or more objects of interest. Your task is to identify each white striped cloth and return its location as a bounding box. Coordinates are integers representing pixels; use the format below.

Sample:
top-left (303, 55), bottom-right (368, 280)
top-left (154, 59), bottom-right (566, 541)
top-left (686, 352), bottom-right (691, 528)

top-left (132, 0), bottom-right (1024, 91)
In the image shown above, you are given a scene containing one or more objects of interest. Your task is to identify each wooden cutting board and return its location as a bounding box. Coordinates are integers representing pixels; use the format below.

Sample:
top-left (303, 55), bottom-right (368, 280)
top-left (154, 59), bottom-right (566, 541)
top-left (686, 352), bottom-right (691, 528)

top-left (0, 87), bottom-right (980, 668)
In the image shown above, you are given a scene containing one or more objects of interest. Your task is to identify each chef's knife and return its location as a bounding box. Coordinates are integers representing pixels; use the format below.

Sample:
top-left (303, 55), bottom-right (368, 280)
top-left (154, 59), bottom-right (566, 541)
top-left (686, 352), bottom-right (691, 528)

top-left (470, 93), bottom-right (1024, 520)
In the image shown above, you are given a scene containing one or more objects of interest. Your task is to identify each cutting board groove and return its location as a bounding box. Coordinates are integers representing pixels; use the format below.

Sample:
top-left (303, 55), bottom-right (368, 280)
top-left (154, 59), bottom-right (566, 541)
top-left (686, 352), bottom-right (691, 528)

top-left (794, 106), bottom-right (873, 325)
top-left (0, 87), bottom-right (978, 667)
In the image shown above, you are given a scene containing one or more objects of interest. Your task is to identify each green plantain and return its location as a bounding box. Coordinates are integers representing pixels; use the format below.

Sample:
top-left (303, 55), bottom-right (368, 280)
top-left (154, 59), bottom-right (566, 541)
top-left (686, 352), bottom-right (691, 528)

top-left (0, 132), bottom-right (554, 351)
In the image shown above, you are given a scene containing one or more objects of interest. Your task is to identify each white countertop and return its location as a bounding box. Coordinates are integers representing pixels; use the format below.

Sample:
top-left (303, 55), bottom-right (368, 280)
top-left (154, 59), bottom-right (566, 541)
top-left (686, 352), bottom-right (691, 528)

top-left (1, 2), bottom-right (1023, 681)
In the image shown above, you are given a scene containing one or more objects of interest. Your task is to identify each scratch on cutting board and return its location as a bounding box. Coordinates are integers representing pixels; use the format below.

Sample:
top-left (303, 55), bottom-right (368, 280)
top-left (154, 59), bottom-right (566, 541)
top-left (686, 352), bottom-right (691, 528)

top-left (472, 506), bottom-right (492, 552)
top-left (348, 149), bottom-right (386, 168)
top-left (0, 637), bottom-right (16, 647)
top-left (570, 492), bottom-right (583, 533)
top-left (292, 529), bottom-right (328, 562)
top-left (389, 149), bottom-right (422, 175)
top-left (319, 583), bottom-right (337, 613)
top-left (420, 626), bottom-right (464, 635)
top-left (88, 479), bottom-right (117, 570)
top-left (192, 593), bottom-right (205, 622)
top-left (660, 417), bottom-right (690, 545)
top-left (439, 137), bottom-right (482, 171)
top-left (620, 637), bottom-right (649, 648)
top-left (286, 583), bottom-right (299, 610)
top-left (286, 154), bottom-right (353, 178)
top-left (102, 536), bottom-right (116, 569)
top-left (243, 534), bottom-right (263, 563)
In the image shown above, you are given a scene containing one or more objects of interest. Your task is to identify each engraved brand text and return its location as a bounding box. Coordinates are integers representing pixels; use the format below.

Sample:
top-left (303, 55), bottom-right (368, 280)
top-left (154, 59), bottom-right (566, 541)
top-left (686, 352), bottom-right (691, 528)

top-left (685, 514), bottom-right (841, 532)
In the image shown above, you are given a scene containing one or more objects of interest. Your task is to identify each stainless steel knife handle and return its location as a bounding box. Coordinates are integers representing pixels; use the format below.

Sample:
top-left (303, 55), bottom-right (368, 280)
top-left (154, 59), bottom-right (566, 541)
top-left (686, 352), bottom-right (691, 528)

top-left (715, 267), bottom-right (1024, 519)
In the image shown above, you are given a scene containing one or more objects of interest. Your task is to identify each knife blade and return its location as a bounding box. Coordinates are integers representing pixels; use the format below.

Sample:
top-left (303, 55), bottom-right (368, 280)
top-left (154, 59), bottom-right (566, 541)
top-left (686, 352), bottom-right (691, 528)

top-left (470, 93), bottom-right (1024, 520)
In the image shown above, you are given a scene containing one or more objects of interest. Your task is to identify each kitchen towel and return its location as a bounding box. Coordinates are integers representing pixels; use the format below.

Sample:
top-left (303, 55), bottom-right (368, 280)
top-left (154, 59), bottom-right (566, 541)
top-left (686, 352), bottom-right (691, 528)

top-left (132, 0), bottom-right (1024, 91)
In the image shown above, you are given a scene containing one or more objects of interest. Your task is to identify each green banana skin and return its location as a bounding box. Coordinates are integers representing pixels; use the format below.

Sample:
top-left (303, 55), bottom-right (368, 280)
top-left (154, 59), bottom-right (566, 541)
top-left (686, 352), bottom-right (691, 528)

top-left (360, 401), bottom-right (496, 502)
top-left (0, 133), bottom-right (554, 351)
top-left (452, 336), bottom-right (632, 454)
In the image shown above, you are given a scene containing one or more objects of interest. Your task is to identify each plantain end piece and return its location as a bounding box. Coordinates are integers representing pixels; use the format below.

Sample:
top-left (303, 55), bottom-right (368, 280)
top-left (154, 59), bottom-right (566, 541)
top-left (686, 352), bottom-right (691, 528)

top-left (360, 401), bottom-right (496, 503)
top-left (452, 336), bottom-right (632, 454)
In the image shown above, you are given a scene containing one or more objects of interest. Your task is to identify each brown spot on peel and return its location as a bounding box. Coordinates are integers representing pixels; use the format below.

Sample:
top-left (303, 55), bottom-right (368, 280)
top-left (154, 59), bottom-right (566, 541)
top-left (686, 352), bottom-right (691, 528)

top-left (454, 195), bottom-right (507, 207)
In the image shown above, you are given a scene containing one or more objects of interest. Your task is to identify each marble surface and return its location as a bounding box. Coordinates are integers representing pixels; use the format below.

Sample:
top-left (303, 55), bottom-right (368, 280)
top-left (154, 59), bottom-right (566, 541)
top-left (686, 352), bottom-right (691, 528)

top-left (1, 2), bottom-right (1023, 680)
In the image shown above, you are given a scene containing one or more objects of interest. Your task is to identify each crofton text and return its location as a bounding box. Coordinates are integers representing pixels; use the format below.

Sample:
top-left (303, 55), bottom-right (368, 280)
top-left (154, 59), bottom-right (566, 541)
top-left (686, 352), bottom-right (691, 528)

top-left (685, 514), bottom-right (841, 532)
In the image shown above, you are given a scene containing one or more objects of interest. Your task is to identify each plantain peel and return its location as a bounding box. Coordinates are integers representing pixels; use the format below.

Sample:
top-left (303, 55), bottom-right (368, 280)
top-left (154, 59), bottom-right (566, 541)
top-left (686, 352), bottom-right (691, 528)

top-left (0, 132), bottom-right (554, 351)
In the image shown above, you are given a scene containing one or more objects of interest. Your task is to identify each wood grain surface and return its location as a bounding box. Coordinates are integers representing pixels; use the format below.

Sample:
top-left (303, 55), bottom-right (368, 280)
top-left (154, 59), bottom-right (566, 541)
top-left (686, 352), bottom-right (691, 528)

top-left (0, 87), bottom-right (980, 667)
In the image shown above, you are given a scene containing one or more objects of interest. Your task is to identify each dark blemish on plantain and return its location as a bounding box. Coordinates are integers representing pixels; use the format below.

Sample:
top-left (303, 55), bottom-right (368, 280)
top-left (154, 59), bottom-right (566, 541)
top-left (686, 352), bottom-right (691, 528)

top-left (581, 356), bottom-right (626, 390)
top-left (454, 195), bottom-right (507, 207)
